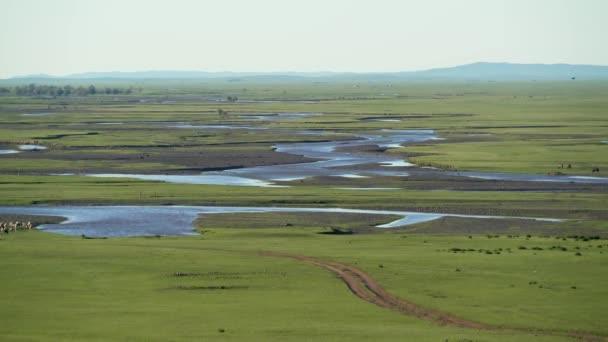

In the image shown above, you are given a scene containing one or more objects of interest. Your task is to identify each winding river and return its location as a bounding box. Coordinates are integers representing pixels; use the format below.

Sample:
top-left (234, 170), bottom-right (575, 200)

top-left (2, 113), bottom-right (600, 237)
top-left (82, 122), bottom-right (608, 186)
top-left (0, 206), bottom-right (563, 237)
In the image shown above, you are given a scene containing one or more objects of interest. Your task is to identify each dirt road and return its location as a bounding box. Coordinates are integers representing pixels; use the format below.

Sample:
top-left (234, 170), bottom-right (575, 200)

top-left (262, 251), bottom-right (606, 341)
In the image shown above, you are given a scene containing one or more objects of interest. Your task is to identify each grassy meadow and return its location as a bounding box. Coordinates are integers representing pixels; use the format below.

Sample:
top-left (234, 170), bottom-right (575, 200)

top-left (2, 228), bottom-right (606, 341)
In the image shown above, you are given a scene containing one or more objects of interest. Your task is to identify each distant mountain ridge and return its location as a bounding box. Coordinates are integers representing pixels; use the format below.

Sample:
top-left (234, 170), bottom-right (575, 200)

top-left (7, 62), bottom-right (608, 81)
top-left (397, 62), bottom-right (608, 80)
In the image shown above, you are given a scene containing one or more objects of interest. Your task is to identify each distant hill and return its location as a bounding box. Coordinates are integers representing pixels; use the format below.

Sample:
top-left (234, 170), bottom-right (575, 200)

top-left (396, 62), bottom-right (608, 80)
top-left (63, 71), bottom-right (340, 79)
top-left (11, 73), bottom-right (56, 80)
top-left (5, 62), bottom-right (608, 81)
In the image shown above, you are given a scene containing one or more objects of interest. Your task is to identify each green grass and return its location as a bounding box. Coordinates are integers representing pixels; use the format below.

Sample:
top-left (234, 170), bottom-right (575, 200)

top-left (0, 229), bottom-right (605, 341)
top-left (401, 137), bottom-right (607, 175)
top-left (2, 81), bottom-right (607, 173)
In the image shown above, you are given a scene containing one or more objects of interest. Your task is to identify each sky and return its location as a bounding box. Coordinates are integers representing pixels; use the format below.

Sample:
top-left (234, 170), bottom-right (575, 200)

top-left (1, 0), bottom-right (607, 78)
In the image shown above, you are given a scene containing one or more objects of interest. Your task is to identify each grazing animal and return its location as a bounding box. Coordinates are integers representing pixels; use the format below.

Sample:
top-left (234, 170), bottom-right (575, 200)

top-left (0, 221), bottom-right (35, 233)
top-left (567, 164), bottom-right (572, 169)
top-left (592, 167), bottom-right (600, 173)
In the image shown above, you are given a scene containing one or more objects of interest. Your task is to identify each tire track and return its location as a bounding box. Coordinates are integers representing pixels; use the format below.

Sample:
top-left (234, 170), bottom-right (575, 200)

top-left (261, 251), bottom-right (606, 341)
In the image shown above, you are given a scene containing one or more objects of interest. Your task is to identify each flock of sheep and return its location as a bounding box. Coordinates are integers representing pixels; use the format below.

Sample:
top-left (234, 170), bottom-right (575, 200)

top-left (0, 221), bottom-right (33, 233)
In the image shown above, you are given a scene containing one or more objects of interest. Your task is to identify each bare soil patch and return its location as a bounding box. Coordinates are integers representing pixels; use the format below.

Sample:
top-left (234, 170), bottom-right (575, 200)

top-left (195, 212), bottom-right (401, 233)
top-left (0, 144), bottom-right (318, 175)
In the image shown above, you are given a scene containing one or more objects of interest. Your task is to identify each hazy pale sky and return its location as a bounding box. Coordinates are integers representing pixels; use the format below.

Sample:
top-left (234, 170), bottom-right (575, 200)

top-left (1, 0), bottom-right (607, 78)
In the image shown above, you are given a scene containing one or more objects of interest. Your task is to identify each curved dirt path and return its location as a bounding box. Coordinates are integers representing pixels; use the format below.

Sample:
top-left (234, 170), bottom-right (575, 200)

top-left (261, 251), bottom-right (606, 341)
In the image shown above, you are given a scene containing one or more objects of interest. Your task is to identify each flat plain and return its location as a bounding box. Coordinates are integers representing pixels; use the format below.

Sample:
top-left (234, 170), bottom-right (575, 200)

top-left (0, 80), bottom-right (606, 341)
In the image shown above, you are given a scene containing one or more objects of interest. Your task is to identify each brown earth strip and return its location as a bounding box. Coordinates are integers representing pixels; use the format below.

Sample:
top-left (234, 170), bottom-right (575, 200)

top-left (0, 145), bottom-right (319, 175)
top-left (396, 216), bottom-right (608, 237)
top-left (284, 171), bottom-right (607, 194)
top-left (195, 212), bottom-right (401, 234)
top-left (262, 251), bottom-right (606, 341)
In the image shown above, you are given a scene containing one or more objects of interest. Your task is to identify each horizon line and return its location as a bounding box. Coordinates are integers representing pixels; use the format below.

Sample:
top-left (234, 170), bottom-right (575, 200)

top-left (5, 61), bottom-right (608, 80)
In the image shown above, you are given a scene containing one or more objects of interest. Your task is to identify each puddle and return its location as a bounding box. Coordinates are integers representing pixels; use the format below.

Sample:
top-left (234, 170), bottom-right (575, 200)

top-left (19, 145), bottom-right (47, 151)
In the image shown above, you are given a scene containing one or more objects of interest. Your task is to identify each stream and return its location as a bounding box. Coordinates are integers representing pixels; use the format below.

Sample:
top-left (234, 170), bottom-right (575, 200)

top-left (0, 206), bottom-right (563, 237)
top-left (82, 123), bottom-right (608, 186)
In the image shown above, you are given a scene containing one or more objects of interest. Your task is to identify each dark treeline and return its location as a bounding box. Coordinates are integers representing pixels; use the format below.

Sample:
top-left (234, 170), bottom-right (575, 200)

top-left (2, 84), bottom-right (135, 97)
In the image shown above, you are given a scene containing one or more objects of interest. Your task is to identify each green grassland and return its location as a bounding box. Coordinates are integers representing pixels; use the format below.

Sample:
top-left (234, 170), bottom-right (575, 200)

top-left (400, 136), bottom-right (607, 175)
top-left (1, 80), bottom-right (607, 341)
top-left (1, 80), bottom-right (606, 176)
top-left (1, 228), bottom-right (606, 341)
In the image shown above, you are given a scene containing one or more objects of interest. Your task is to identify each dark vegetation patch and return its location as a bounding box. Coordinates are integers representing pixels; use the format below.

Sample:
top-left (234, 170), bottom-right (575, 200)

top-left (446, 235), bottom-right (606, 256)
top-left (318, 227), bottom-right (354, 235)
top-left (10, 84), bottom-right (134, 97)
top-left (449, 247), bottom-right (509, 255)
top-left (566, 235), bottom-right (603, 241)
top-left (171, 285), bottom-right (249, 291)
top-left (80, 235), bottom-right (108, 240)
top-left (33, 132), bottom-right (99, 140)
top-left (173, 271), bottom-right (258, 279)
top-left (174, 272), bottom-right (202, 277)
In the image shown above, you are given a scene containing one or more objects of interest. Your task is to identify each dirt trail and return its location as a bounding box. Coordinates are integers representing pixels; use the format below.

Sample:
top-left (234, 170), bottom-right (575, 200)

top-left (261, 251), bottom-right (606, 341)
